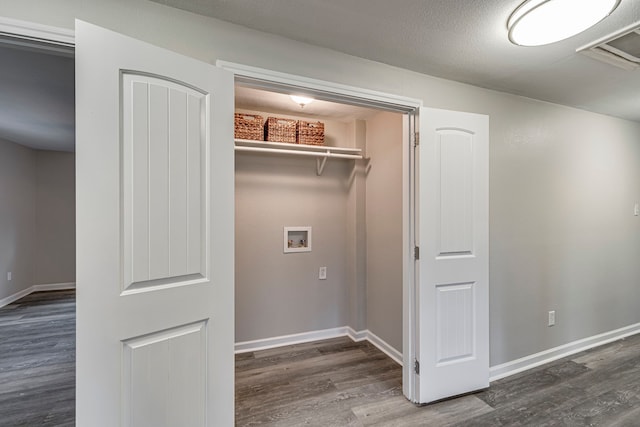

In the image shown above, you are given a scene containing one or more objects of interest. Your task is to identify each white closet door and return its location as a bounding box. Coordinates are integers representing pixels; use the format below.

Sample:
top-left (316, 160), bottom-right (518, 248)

top-left (76, 20), bottom-right (234, 426)
top-left (416, 106), bottom-right (489, 403)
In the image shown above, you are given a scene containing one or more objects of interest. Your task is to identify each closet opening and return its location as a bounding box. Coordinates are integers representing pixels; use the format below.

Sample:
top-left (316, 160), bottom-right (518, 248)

top-left (232, 75), bottom-right (419, 412)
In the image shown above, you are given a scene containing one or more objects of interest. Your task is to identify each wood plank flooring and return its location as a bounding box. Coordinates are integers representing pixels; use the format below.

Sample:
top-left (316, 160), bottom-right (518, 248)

top-left (237, 334), bottom-right (640, 426)
top-left (3, 290), bottom-right (640, 426)
top-left (0, 290), bottom-right (75, 427)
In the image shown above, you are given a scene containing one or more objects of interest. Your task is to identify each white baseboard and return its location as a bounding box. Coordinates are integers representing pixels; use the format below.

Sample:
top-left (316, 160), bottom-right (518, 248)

top-left (346, 326), bottom-right (368, 342)
top-left (0, 282), bottom-right (76, 309)
top-left (33, 282), bottom-right (76, 292)
top-left (235, 326), bottom-right (403, 366)
top-left (490, 322), bottom-right (640, 382)
top-left (235, 327), bottom-right (352, 353)
top-left (358, 329), bottom-right (403, 366)
top-left (0, 287), bottom-right (33, 308)
top-left (6, 286), bottom-right (630, 383)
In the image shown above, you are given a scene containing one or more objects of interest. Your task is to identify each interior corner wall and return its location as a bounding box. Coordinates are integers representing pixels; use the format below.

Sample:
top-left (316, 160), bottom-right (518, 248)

top-left (34, 150), bottom-right (76, 285)
top-left (7, 0), bottom-right (640, 366)
top-left (0, 138), bottom-right (36, 300)
top-left (346, 120), bottom-right (367, 332)
top-left (234, 113), bottom-right (353, 343)
top-left (365, 111), bottom-right (404, 352)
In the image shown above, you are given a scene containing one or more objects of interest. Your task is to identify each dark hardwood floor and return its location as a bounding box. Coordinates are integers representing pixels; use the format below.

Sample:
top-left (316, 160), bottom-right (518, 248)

top-left (0, 290), bottom-right (75, 427)
top-left (3, 290), bottom-right (640, 426)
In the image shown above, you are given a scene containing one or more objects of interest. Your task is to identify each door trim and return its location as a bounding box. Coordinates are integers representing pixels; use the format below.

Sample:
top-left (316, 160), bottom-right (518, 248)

top-left (0, 16), bottom-right (74, 55)
top-left (218, 60), bottom-right (422, 401)
top-left (216, 61), bottom-right (419, 113)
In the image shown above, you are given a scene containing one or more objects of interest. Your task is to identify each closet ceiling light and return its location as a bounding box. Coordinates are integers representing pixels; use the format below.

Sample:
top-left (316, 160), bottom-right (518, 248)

top-left (290, 95), bottom-right (314, 107)
top-left (508, 0), bottom-right (620, 46)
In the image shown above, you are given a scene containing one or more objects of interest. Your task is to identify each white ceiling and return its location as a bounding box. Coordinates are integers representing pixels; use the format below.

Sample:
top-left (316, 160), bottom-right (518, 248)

top-left (0, 44), bottom-right (74, 152)
top-left (152, 0), bottom-right (640, 123)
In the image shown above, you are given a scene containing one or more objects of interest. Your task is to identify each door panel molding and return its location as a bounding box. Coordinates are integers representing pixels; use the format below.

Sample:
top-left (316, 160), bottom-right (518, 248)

top-left (121, 72), bottom-right (208, 293)
top-left (435, 128), bottom-right (475, 257)
top-left (122, 320), bottom-right (208, 427)
top-left (435, 282), bottom-right (476, 365)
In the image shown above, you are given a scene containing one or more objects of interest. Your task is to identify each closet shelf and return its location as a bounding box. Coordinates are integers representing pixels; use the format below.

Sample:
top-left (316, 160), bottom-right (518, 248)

top-left (234, 139), bottom-right (365, 175)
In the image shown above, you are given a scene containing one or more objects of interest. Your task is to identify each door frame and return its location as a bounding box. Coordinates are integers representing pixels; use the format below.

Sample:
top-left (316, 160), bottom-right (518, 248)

top-left (0, 16), bottom-right (75, 54)
top-left (217, 60), bottom-right (423, 401)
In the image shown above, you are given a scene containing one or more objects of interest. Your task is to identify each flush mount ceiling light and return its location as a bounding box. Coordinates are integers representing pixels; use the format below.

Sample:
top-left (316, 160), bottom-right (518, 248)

top-left (508, 0), bottom-right (621, 46)
top-left (290, 95), bottom-right (314, 108)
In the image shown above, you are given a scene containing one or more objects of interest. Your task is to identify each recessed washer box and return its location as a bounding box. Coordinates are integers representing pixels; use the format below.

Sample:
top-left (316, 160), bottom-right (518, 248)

top-left (284, 226), bottom-right (312, 253)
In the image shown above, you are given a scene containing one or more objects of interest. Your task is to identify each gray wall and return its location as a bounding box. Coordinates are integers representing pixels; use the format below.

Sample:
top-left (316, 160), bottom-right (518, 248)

top-left (0, 138), bottom-right (36, 300)
top-left (0, 139), bottom-right (75, 301)
top-left (34, 150), bottom-right (76, 285)
top-left (6, 0), bottom-right (640, 365)
top-left (235, 111), bottom-right (353, 342)
top-left (365, 112), bottom-right (404, 352)
top-left (490, 104), bottom-right (640, 361)
top-left (346, 120), bottom-right (367, 332)
top-left (235, 110), bottom-right (404, 349)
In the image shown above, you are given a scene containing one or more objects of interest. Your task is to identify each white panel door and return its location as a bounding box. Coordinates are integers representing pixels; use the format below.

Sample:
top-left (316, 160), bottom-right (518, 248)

top-left (76, 21), bottom-right (234, 426)
top-left (416, 107), bottom-right (489, 403)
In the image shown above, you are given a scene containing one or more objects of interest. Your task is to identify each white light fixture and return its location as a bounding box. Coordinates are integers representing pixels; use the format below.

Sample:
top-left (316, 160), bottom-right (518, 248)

top-left (290, 95), bottom-right (314, 108)
top-left (508, 0), bottom-right (620, 46)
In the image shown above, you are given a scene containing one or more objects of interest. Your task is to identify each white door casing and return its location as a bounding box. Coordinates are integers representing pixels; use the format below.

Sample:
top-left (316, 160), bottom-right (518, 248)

top-left (76, 20), bottom-right (234, 426)
top-left (416, 107), bottom-right (489, 403)
top-left (217, 60), bottom-right (424, 401)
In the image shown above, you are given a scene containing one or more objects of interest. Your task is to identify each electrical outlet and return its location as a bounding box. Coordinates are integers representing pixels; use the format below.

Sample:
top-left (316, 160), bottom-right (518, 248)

top-left (548, 310), bottom-right (556, 327)
top-left (635, 203), bottom-right (639, 216)
top-left (319, 267), bottom-right (327, 280)
top-left (7, 272), bottom-right (11, 281)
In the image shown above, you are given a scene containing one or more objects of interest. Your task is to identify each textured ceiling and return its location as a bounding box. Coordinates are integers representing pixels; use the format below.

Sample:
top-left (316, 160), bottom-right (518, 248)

top-left (0, 44), bottom-right (74, 152)
top-left (3, 1), bottom-right (640, 154)
top-left (152, 0), bottom-right (640, 123)
top-left (236, 86), bottom-right (380, 121)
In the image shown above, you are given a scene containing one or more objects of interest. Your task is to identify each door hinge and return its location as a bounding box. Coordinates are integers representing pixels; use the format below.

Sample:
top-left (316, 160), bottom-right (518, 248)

top-left (414, 246), bottom-right (420, 260)
top-left (414, 359), bottom-right (420, 374)
top-left (414, 132), bottom-right (419, 147)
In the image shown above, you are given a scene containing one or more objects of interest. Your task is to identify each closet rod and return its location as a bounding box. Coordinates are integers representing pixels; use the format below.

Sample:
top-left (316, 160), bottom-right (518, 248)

top-left (234, 146), bottom-right (363, 160)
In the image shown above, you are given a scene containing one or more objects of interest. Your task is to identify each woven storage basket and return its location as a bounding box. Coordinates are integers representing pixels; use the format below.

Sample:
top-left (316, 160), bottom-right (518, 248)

top-left (234, 113), bottom-right (264, 141)
top-left (264, 117), bottom-right (297, 143)
top-left (297, 121), bottom-right (325, 146)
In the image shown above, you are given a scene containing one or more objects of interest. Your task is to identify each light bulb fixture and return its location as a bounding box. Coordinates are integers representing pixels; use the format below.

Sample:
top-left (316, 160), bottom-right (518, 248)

top-left (507, 0), bottom-right (620, 46)
top-left (290, 95), bottom-right (314, 108)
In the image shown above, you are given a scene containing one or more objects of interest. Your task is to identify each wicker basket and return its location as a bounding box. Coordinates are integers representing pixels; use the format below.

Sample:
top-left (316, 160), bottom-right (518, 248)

top-left (297, 121), bottom-right (325, 146)
top-left (234, 113), bottom-right (264, 141)
top-left (264, 117), bottom-right (297, 143)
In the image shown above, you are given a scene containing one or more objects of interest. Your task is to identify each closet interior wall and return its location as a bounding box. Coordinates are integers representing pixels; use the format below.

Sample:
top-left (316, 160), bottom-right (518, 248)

top-left (234, 94), bottom-right (403, 354)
